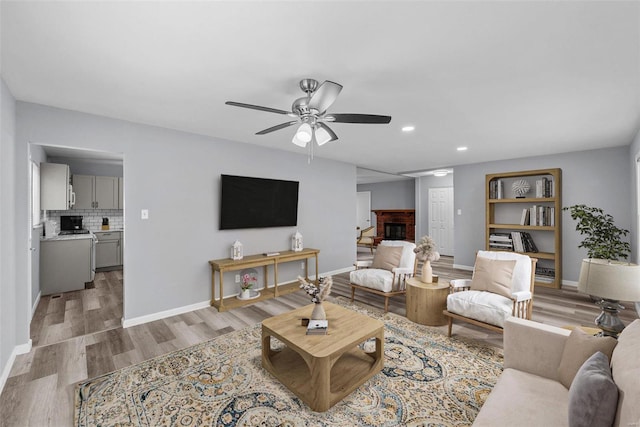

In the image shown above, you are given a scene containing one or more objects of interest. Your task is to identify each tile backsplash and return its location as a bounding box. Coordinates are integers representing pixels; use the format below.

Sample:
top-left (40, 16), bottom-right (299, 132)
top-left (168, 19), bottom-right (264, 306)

top-left (45, 209), bottom-right (124, 233)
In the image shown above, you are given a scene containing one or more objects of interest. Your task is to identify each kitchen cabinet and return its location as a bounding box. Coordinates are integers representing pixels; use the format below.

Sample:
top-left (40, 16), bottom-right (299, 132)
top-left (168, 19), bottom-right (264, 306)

top-left (40, 236), bottom-right (94, 295)
top-left (40, 163), bottom-right (74, 210)
top-left (72, 175), bottom-right (119, 210)
top-left (95, 231), bottom-right (122, 268)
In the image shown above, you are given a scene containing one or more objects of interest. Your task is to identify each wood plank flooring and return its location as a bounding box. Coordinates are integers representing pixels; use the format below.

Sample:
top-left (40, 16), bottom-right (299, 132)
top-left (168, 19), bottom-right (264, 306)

top-left (1, 255), bottom-right (637, 426)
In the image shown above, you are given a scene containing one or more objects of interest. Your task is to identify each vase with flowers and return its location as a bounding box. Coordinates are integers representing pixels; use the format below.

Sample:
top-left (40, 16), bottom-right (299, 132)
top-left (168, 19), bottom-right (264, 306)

top-left (414, 235), bottom-right (440, 284)
top-left (299, 276), bottom-right (332, 320)
top-left (240, 273), bottom-right (256, 299)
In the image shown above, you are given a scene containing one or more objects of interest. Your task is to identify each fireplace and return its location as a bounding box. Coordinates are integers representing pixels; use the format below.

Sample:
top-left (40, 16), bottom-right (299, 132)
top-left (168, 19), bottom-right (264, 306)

top-left (372, 209), bottom-right (415, 245)
top-left (384, 223), bottom-right (406, 240)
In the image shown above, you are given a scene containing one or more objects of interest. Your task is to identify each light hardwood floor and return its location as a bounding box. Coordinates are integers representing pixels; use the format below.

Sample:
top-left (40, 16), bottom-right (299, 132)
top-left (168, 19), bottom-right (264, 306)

top-left (1, 255), bottom-right (637, 426)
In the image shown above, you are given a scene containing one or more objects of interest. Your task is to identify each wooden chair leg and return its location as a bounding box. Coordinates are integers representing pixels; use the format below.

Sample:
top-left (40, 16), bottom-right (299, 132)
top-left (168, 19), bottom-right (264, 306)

top-left (369, 244), bottom-right (373, 254)
top-left (447, 316), bottom-right (453, 337)
top-left (384, 296), bottom-right (389, 313)
top-left (351, 286), bottom-right (355, 302)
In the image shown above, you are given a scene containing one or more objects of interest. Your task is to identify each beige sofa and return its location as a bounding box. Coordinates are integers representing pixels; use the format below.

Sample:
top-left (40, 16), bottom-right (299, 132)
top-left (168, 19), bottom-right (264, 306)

top-left (473, 317), bottom-right (640, 427)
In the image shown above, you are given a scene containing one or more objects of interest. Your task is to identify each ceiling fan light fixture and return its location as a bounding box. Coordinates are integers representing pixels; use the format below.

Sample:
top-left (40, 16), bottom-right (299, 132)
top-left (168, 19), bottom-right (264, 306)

top-left (314, 126), bottom-right (332, 146)
top-left (292, 132), bottom-right (308, 147)
top-left (294, 123), bottom-right (313, 144)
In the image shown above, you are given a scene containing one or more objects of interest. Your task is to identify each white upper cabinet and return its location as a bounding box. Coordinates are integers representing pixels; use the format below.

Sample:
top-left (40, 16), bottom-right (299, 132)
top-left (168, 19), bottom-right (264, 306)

top-left (40, 163), bottom-right (73, 210)
top-left (72, 175), bottom-right (120, 210)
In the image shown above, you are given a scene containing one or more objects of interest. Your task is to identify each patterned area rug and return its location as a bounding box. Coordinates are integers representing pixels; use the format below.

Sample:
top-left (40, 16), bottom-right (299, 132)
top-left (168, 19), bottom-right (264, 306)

top-left (75, 299), bottom-right (503, 426)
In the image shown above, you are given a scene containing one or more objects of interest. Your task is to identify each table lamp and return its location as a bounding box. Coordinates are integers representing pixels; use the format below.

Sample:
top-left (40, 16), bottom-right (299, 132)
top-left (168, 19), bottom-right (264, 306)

top-left (578, 258), bottom-right (640, 337)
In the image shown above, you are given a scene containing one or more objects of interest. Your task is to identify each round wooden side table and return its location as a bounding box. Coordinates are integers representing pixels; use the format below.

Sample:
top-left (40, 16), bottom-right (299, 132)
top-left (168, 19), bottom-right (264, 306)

top-left (405, 277), bottom-right (450, 326)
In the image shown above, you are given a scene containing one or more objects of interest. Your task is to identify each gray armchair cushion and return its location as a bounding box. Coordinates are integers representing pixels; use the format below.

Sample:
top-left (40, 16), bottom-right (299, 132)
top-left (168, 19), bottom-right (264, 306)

top-left (568, 351), bottom-right (618, 427)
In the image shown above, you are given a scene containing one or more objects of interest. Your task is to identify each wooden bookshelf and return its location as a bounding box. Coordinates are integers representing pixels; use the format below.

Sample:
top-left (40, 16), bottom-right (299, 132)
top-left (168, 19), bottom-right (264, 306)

top-left (486, 168), bottom-right (562, 288)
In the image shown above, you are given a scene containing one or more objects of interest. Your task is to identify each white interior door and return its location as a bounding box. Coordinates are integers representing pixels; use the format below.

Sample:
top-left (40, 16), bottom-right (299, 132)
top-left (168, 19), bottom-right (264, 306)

top-left (356, 191), bottom-right (372, 233)
top-left (429, 187), bottom-right (454, 256)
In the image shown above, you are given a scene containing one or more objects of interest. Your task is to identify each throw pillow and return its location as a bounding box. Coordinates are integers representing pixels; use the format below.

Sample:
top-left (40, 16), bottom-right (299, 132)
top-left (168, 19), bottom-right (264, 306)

top-left (557, 327), bottom-right (617, 389)
top-left (470, 257), bottom-right (516, 299)
top-left (371, 245), bottom-right (403, 271)
top-left (568, 351), bottom-right (618, 427)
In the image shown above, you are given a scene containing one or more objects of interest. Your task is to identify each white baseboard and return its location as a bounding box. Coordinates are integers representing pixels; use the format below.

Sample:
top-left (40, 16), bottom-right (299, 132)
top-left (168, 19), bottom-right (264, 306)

top-left (453, 264), bottom-right (474, 271)
top-left (562, 280), bottom-right (577, 288)
top-left (1, 339), bottom-right (32, 394)
top-left (31, 292), bottom-right (41, 320)
top-left (122, 300), bottom-right (211, 328)
top-left (122, 269), bottom-right (355, 328)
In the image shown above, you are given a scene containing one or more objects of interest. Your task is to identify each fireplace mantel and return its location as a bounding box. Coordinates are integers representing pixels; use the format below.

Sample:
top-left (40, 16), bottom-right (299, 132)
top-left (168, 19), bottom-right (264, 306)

top-left (372, 209), bottom-right (416, 245)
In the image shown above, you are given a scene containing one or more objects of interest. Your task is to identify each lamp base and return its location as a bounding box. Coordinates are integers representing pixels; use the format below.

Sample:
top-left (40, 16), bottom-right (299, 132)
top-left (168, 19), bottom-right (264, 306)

top-left (594, 298), bottom-right (626, 338)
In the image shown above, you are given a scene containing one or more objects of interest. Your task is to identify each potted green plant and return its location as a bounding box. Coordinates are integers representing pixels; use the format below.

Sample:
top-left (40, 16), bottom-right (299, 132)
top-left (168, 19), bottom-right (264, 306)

top-left (563, 204), bottom-right (630, 261)
top-left (563, 204), bottom-right (639, 318)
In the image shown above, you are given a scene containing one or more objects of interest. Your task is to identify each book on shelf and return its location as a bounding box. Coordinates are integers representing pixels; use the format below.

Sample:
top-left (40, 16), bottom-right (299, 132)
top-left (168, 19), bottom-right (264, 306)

top-left (520, 208), bottom-right (530, 225)
top-left (489, 233), bottom-right (513, 251)
top-left (306, 319), bottom-right (328, 335)
top-left (490, 179), bottom-right (504, 199)
top-left (509, 231), bottom-right (538, 253)
top-left (535, 177), bottom-right (554, 198)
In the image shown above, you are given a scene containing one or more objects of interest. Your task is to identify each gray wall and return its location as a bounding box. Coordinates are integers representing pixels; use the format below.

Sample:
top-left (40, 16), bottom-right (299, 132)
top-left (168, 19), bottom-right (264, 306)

top-left (16, 102), bottom-right (357, 321)
top-left (453, 146), bottom-right (632, 282)
top-left (357, 179), bottom-right (415, 229)
top-left (416, 174), bottom-right (454, 241)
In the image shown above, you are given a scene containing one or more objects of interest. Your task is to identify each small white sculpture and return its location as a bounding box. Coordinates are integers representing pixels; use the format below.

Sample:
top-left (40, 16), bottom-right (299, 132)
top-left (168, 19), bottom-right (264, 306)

top-left (231, 240), bottom-right (243, 260)
top-left (292, 230), bottom-right (303, 252)
top-left (512, 179), bottom-right (531, 198)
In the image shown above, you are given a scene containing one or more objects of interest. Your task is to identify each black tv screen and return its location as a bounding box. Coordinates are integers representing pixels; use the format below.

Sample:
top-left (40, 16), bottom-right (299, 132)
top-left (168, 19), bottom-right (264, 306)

top-left (220, 174), bottom-right (299, 230)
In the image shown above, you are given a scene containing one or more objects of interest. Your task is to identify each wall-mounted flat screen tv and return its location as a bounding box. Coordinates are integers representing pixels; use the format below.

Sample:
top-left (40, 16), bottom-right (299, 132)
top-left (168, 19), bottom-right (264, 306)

top-left (220, 174), bottom-right (299, 230)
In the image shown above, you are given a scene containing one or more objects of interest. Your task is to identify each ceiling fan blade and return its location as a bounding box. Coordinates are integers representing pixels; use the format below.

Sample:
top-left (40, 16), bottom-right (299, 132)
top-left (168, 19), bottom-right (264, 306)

top-left (225, 101), bottom-right (290, 115)
top-left (315, 123), bottom-right (338, 146)
top-left (256, 121), bottom-right (298, 135)
top-left (308, 81), bottom-right (343, 113)
top-left (325, 113), bottom-right (392, 124)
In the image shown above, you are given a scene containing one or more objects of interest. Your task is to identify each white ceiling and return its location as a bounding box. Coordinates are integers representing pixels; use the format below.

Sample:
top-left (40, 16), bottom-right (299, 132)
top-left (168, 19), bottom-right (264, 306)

top-left (2, 1), bottom-right (639, 182)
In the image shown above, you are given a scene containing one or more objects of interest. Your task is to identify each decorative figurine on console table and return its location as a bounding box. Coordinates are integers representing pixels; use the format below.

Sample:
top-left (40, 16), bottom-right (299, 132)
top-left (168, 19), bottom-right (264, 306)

top-left (292, 230), bottom-right (303, 252)
top-left (231, 240), bottom-right (243, 260)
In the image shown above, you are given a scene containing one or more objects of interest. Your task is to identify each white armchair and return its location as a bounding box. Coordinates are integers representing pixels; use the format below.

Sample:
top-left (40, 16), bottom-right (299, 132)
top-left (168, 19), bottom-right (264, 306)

top-left (443, 250), bottom-right (537, 337)
top-left (350, 240), bottom-right (417, 312)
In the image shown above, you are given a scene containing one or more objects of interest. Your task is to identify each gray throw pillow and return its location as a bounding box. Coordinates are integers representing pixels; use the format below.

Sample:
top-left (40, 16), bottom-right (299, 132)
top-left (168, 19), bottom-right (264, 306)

top-left (568, 351), bottom-right (618, 427)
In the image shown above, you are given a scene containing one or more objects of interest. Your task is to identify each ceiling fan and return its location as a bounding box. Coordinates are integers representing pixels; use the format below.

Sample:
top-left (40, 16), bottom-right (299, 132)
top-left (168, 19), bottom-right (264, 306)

top-left (225, 78), bottom-right (392, 148)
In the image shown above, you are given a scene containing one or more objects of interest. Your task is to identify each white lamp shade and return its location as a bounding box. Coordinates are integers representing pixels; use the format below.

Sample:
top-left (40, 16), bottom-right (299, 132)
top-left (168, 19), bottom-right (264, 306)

top-left (578, 258), bottom-right (640, 301)
top-left (314, 126), bottom-right (332, 146)
top-left (292, 123), bottom-right (312, 147)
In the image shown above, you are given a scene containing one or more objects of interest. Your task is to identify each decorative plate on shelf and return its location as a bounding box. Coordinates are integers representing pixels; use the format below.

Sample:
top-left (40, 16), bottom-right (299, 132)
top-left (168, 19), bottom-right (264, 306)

top-left (512, 179), bottom-right (530, 198)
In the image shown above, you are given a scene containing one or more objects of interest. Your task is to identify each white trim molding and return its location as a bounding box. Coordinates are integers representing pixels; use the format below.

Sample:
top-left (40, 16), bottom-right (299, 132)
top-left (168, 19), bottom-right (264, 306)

top-left (1, 340), bottom-right (32, 394)
top-left (31, 291), bottom-right (41, 319)
top-left (122, 269), bottom-right (355, 328)
top-left (122, 300), bottom-right (210, 328)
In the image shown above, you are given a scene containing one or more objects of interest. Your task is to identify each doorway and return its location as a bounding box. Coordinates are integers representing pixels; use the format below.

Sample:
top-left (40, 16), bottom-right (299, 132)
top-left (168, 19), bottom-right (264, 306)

top-left (428, 187), bottom-right (454, 256)
top-left (29, 143), bottom-right (125, 347)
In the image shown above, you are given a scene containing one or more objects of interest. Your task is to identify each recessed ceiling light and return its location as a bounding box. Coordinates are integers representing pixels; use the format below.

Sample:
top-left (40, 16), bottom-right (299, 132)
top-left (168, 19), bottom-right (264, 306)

top-left (402, 126), bottom-right (415, 132)
top-left (433, 170), bottom-right (449, 177)
top-left (457, 146), bottom-right (468, 151)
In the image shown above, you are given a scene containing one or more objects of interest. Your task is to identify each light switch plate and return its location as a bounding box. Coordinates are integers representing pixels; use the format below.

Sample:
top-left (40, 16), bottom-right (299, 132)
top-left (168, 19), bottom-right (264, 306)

top-left (141, 209), bottom-right (149, 220)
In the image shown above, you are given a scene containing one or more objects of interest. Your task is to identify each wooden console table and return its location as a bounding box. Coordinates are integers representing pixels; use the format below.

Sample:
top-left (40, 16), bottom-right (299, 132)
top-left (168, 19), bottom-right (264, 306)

top-left (209, 248), bottom-right (319, 312)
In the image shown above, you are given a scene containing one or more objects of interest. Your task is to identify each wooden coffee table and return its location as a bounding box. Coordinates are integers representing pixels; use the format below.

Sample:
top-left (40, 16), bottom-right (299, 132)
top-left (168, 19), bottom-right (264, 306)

top-left (261, 301), bottom-right (384, 412)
